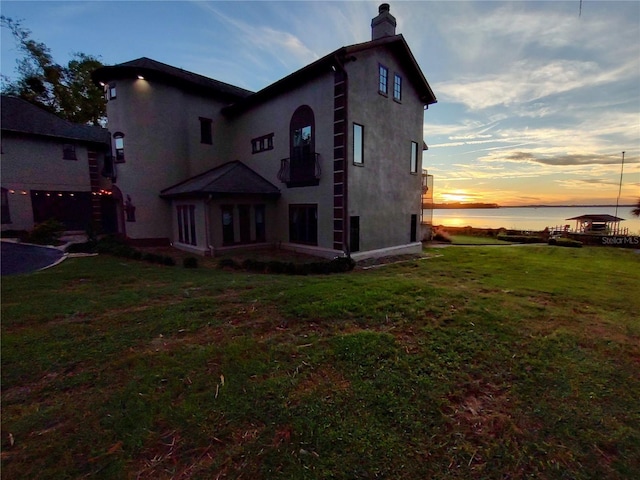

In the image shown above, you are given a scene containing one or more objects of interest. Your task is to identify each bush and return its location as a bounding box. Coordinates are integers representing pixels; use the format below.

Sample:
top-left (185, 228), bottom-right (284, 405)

top-left (183, 257), bottom-right (199, 268)
top-left (94, 236), bottom-right (174, 266)
top-left (497, 234), bottom-right (546, 244)
top-left (549, 237), bottom-right (582, 248)
top-left (26, 219), bottom-right (65, 245)
top-left (65, 241), bottom-right (97, 253)
top-left (217, 258), bottom-right (239, 269)
top-left (433, 229), bottom-right (452, 243)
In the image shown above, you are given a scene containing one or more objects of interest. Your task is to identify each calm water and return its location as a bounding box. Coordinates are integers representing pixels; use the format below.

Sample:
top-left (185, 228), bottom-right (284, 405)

top-left (427, 206), bottom-right (640, 234)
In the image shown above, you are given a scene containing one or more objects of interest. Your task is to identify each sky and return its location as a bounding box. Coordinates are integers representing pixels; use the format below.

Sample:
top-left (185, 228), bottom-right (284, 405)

top-left (1, 0), bottom-right (639, 206)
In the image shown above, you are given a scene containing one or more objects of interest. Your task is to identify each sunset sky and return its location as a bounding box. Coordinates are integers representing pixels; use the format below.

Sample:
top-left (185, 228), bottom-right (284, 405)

top-left (2, 1), bottom-right (638, 206)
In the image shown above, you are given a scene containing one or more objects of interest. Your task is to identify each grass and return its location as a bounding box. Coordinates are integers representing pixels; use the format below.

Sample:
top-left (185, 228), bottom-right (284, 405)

top-left (2, 246), bottom-right (640, 479)
top-left (449, 234), bottom-right (513, 245)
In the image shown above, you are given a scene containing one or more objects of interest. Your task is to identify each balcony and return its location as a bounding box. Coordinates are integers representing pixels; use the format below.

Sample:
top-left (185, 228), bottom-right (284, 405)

top-left (277, 153), bottom-right (321, 188)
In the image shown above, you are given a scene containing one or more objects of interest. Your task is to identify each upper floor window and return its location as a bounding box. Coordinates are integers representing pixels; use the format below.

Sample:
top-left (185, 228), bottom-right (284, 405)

top-left (286, 105), bottom-right (318, 187)
top-left (200, 117), bottom-right (212, 144)
top-left (379, 64), bottom-right (388, 95)
top-left (353, 123), bottom-right (364, 165)
top-left (252, 133), bottom-right (274, 154)
top-left (393, 74), bottom-right (402, 102)
top-left (63, 144), bottom-right (77, 160)
top-left (113, 132), bottom-right (125, 163)
top-left (410, 141), bottom-right (419, 173)
top-left (109, 83), bottom-right (117, 100)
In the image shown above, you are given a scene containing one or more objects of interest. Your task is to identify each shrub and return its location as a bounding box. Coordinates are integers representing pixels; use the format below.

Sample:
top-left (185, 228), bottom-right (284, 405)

top-left (549, 237), bottom-right (582, 248)
top-left (183, 257), bottom-right (199, 269)
top-left (433, 229), bottom-right (452, 243)
top-left (497, 234), bottom-right (546, 244)
top-left (330, 256), bottom-right (356, 272)
top-left (218, 258), bottom-right (239, 269)
top-left (163, 256), bottom-right (176, 266)
top-left (65, 241), bottom-right (97, 254)
top-left (26, 219), bottom-right (65, 245)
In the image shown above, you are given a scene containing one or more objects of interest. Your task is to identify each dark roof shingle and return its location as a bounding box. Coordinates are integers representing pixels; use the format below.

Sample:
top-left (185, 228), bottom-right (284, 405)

top-left (1, 95), bottom-right (110, 145)
top-left (160, 161), bottom-right (280, 199)
top-left (92, 57), bottom-right (253, 101)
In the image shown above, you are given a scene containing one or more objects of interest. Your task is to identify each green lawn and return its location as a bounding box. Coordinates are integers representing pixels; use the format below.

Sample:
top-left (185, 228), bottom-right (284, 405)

top-left (449, 234), bottom-right (513, 245)
top-left (2, 246), bottom-right (639, 479)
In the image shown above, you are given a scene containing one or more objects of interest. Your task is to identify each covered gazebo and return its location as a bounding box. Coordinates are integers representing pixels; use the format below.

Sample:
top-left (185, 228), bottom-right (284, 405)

top-left (566, 214), bottom-right (625, 235)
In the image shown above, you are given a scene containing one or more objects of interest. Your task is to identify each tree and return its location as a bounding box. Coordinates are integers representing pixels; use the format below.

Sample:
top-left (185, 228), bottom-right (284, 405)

top-left (1, 16), bottom-right (106, 125)
top-left (632, 198), bottom-right (640, 218)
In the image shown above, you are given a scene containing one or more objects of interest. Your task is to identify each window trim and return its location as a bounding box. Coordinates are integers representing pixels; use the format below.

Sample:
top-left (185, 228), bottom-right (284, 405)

top-left (378, 64), bottom-right (389, 96)
top-left (410, 141), bottom-right (419, 174)
top-left (113, 132), bottom-right (125, 163)
top-left (353, 123), bottom-right (364, 165)
top-left (251, 133), bottom-right (274, 154)
top-left (199, 117), bottom-right (213, 145)
top-left (393, 73), bottom-right (402, 102)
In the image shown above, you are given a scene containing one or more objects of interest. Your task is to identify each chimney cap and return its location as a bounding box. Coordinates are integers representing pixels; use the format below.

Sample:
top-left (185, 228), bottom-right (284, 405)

top-left (379, 3), bottom-right (390, 14)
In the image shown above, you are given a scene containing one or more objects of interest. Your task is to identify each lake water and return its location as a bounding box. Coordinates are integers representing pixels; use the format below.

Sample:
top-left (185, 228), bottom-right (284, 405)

top-left (427, 206), bottom-right (640, 234)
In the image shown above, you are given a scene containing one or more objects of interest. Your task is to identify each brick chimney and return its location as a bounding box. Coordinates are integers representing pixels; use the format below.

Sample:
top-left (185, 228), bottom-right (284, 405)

top-left (371, 3), bottom-right (397, 40)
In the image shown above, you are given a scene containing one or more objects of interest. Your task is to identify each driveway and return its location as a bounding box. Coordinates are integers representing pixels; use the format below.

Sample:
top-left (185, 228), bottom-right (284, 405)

top-left (1, 241), bottom-right (65, 276)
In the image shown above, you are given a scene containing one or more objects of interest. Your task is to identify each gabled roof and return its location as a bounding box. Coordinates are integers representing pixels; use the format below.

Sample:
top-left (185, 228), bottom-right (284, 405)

top-left (1, 95), bottom-right (110, 145)
top-left (567, 214), bottom-right (625, 222)
top-left (223, 34), bottom-right (437, 116)
top-left (92, 57), bottom-right (253, 102)
top-left (160, 161), bottom-right (281, 199)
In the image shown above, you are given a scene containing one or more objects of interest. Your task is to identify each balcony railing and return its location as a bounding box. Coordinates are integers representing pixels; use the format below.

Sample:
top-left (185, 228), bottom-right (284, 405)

top-left (277, 153), bottom-right (321, 187)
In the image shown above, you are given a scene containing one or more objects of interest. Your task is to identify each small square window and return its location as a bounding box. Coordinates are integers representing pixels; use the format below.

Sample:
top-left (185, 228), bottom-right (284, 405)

top-left (63, 144), bottom-right (77, 160)
top-left (251, 133), bottom-right (274, 154)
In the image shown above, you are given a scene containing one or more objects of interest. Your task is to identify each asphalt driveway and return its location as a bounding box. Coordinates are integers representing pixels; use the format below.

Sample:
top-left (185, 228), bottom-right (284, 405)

top-left (1, 241), bottom-right (65, 276)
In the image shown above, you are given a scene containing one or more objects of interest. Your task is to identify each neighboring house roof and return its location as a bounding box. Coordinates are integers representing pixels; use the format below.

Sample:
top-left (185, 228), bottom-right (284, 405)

top-left (92, 57), bottom-right (254, 102)
top-left (223, 34), bottom-right (437, 117)
top-left (1, 95), bottom-right (110, 145)
top-left (567, 214), bottom-right (625, 222)
top-left (160, 161), bottom-right (281, 199)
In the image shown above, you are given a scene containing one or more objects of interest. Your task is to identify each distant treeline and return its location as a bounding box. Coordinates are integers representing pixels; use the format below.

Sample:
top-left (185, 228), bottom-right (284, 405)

top-left (429, 203), bottom-right (500, 209)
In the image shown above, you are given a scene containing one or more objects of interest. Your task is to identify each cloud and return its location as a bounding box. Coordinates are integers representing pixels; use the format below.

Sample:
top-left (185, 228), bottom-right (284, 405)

top-left (435, 58), bottom-right (637, 111)
top-left (485, 151), bottom-right (637, 167)
top-left (195, 3), bottom-right (319, 74)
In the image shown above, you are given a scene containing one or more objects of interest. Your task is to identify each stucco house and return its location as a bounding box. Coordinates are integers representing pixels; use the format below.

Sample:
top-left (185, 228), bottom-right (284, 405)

top-left (1, 95), bottom-right (114, 233)
top-left (91, 3), bottom-right (437, 259)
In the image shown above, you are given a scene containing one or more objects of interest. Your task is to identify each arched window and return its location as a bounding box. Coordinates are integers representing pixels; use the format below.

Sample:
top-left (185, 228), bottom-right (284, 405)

top-left (289, 106), bottom-right (318, 186)
top-left (113, 132), bottom-right (125, 163)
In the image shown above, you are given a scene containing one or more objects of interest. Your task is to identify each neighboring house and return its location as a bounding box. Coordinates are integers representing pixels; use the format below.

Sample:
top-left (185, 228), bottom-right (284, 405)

top-left (92, 3), bottom-right (437, 259)
top-left (1, 95), bottom-right (114, 233)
